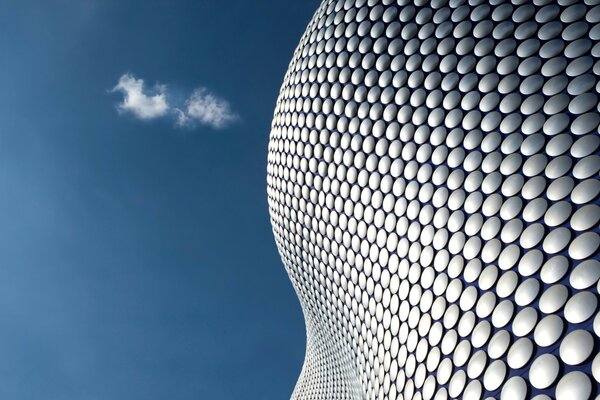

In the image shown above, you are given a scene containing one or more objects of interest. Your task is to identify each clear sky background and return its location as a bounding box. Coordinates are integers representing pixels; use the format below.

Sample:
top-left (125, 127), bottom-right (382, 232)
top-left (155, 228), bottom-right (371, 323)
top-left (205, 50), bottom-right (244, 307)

top-left (0, 1), bottom-right (318, 398)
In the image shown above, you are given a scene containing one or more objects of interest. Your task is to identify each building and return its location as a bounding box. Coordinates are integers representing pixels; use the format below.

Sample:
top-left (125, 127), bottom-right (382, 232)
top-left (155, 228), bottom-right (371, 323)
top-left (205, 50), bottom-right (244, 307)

top-left (267, 1), bottom-right (600, 399)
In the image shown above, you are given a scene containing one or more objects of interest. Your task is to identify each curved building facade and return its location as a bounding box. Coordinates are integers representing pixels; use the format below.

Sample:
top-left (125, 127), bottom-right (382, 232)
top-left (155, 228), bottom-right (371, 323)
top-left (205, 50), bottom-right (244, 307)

top-left (267, 1), bottom-right (600, 399)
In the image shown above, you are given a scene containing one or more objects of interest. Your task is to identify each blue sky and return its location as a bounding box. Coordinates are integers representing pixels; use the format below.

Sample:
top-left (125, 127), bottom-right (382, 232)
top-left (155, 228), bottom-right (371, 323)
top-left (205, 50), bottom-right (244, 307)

top-left (0, 1), bottom-right (318, 398)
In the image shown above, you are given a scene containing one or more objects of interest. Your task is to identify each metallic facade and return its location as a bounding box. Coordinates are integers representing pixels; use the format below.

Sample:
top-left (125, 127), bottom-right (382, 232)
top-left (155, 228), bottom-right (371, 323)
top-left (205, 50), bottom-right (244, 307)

top-left (267, 0), bottom-right (600, 399)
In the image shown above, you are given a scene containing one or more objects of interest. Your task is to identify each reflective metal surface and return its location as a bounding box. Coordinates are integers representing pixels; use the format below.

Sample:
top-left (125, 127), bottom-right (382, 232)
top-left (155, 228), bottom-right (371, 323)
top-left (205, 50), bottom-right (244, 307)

top-left (512, 307), bottom-right (538, 337)
top-left (500, 376), bottom-right (527, 400)
top-left (534, 315), bottom-right (564, 347)
top-left (529, 353), bottom-right (560, 389)
top-left (560, 329), bottom-right (595, 366)
top-left (555, 371), bottom-right (592, 400)
top-left (483, 359), bottom-right (506, 392)
top-left (564, 291), bottom-right (597, 324)
top-left (507, 337), bottom-right (534, 370)
top-left (570, 259), bottom-right (600, 289)
top-left (539, 284), bottom-right (569, 314)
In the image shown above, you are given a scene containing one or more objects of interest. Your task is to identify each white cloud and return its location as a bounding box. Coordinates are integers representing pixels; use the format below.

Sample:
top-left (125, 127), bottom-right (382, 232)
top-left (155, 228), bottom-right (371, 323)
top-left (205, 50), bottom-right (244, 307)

top-left (111, 74), bottom-right (237, 130)
top-left (112, 74), bottom-right (169, 120)
top-left (174, 108), bottom-right (189, 127)
top-left (182, 88), bottom-right (237, 129)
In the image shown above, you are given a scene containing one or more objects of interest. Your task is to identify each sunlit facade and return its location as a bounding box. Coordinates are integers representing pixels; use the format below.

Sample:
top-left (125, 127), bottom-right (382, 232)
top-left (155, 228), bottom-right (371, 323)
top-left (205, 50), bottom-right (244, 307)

top-left (267, 1), bottom-right (600, 399)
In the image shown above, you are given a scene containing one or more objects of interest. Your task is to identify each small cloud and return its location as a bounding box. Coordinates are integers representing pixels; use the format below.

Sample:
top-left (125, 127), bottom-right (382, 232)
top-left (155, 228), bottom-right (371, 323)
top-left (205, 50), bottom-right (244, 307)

top-left (174, 108), bottom-right (188, 127)
top-left (111, 74), bottom-right (237, 130)
top-left (181, 88), bottom-right (237, 129)
top-left (112, 74), bottom-right (169, 120)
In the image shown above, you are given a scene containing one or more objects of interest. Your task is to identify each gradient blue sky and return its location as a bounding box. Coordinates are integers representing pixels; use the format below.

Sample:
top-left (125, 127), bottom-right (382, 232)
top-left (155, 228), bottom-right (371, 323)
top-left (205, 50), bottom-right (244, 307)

top-left (0, 1), bottom-right (318, 398)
